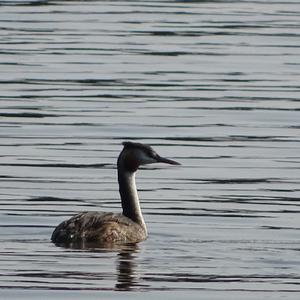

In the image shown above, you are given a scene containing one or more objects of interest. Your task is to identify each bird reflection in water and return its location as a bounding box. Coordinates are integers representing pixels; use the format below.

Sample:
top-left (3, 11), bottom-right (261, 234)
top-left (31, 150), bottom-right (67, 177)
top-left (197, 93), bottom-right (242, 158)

top-left (115, 245), bottom-right (140, 291)
top-left (55, 241), bottom-right (143, 291)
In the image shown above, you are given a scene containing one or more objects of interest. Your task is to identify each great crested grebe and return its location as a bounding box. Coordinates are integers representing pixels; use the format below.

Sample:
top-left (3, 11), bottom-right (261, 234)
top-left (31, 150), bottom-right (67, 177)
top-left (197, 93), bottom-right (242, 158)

top-left (51, 141), bottom-right (180, 246)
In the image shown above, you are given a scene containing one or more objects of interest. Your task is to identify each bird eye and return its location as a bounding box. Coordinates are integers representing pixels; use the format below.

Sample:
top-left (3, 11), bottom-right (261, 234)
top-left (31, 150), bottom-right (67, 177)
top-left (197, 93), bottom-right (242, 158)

top-left (149, 151), bottom-right (158, 159)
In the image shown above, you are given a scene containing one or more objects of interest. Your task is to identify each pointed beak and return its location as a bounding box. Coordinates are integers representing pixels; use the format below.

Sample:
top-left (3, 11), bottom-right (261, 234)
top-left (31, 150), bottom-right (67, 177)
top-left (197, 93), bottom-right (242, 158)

top-left (156, 155), bottom-right (181, 165)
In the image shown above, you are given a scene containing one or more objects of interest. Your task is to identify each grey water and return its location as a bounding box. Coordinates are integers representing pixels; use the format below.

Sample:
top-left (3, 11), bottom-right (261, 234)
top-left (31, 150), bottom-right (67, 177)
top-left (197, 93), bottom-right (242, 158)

top-left (0, 0), bottom-right (300, 299)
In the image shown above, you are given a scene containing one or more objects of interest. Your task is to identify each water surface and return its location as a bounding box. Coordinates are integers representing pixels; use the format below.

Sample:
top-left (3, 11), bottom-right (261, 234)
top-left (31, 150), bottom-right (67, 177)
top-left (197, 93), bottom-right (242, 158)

top-left (0, 0), bottom-right (300, 299)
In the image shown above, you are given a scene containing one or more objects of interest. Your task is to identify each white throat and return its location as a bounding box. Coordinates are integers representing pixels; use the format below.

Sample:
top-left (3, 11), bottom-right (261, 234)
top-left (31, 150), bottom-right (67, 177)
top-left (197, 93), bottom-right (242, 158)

top-left (118, 167), bottom-right (147, 233)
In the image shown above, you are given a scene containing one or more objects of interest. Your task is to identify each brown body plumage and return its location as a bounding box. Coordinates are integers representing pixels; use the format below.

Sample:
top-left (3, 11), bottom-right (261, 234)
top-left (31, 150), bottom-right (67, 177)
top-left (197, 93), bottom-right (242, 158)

top-left (51, 212), bottom-right (146, 245)
top-left (51, 141), bottom-right (180, 247)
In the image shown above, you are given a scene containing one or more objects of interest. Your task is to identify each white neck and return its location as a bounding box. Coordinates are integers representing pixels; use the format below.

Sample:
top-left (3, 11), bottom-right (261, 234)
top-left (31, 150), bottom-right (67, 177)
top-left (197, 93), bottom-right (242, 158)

top-left (118, 166), bottom-right (147, 233)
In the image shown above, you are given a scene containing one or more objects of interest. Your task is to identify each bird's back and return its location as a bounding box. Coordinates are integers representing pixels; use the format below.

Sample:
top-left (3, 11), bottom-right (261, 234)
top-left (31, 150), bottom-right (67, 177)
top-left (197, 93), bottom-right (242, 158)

top-left (51, 211), bottom-right (147, 246)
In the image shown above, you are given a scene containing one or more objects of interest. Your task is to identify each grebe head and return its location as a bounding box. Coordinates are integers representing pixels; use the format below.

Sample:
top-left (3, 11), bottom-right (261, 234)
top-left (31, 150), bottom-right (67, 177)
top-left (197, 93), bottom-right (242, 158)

top-left (118, 141), bottom-right (180, 172)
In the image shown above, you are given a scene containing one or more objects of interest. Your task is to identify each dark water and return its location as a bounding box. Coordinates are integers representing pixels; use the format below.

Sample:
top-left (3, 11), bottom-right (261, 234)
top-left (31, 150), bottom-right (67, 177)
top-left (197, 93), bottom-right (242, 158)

top-left (0, 0), bottom-right (300, 299)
